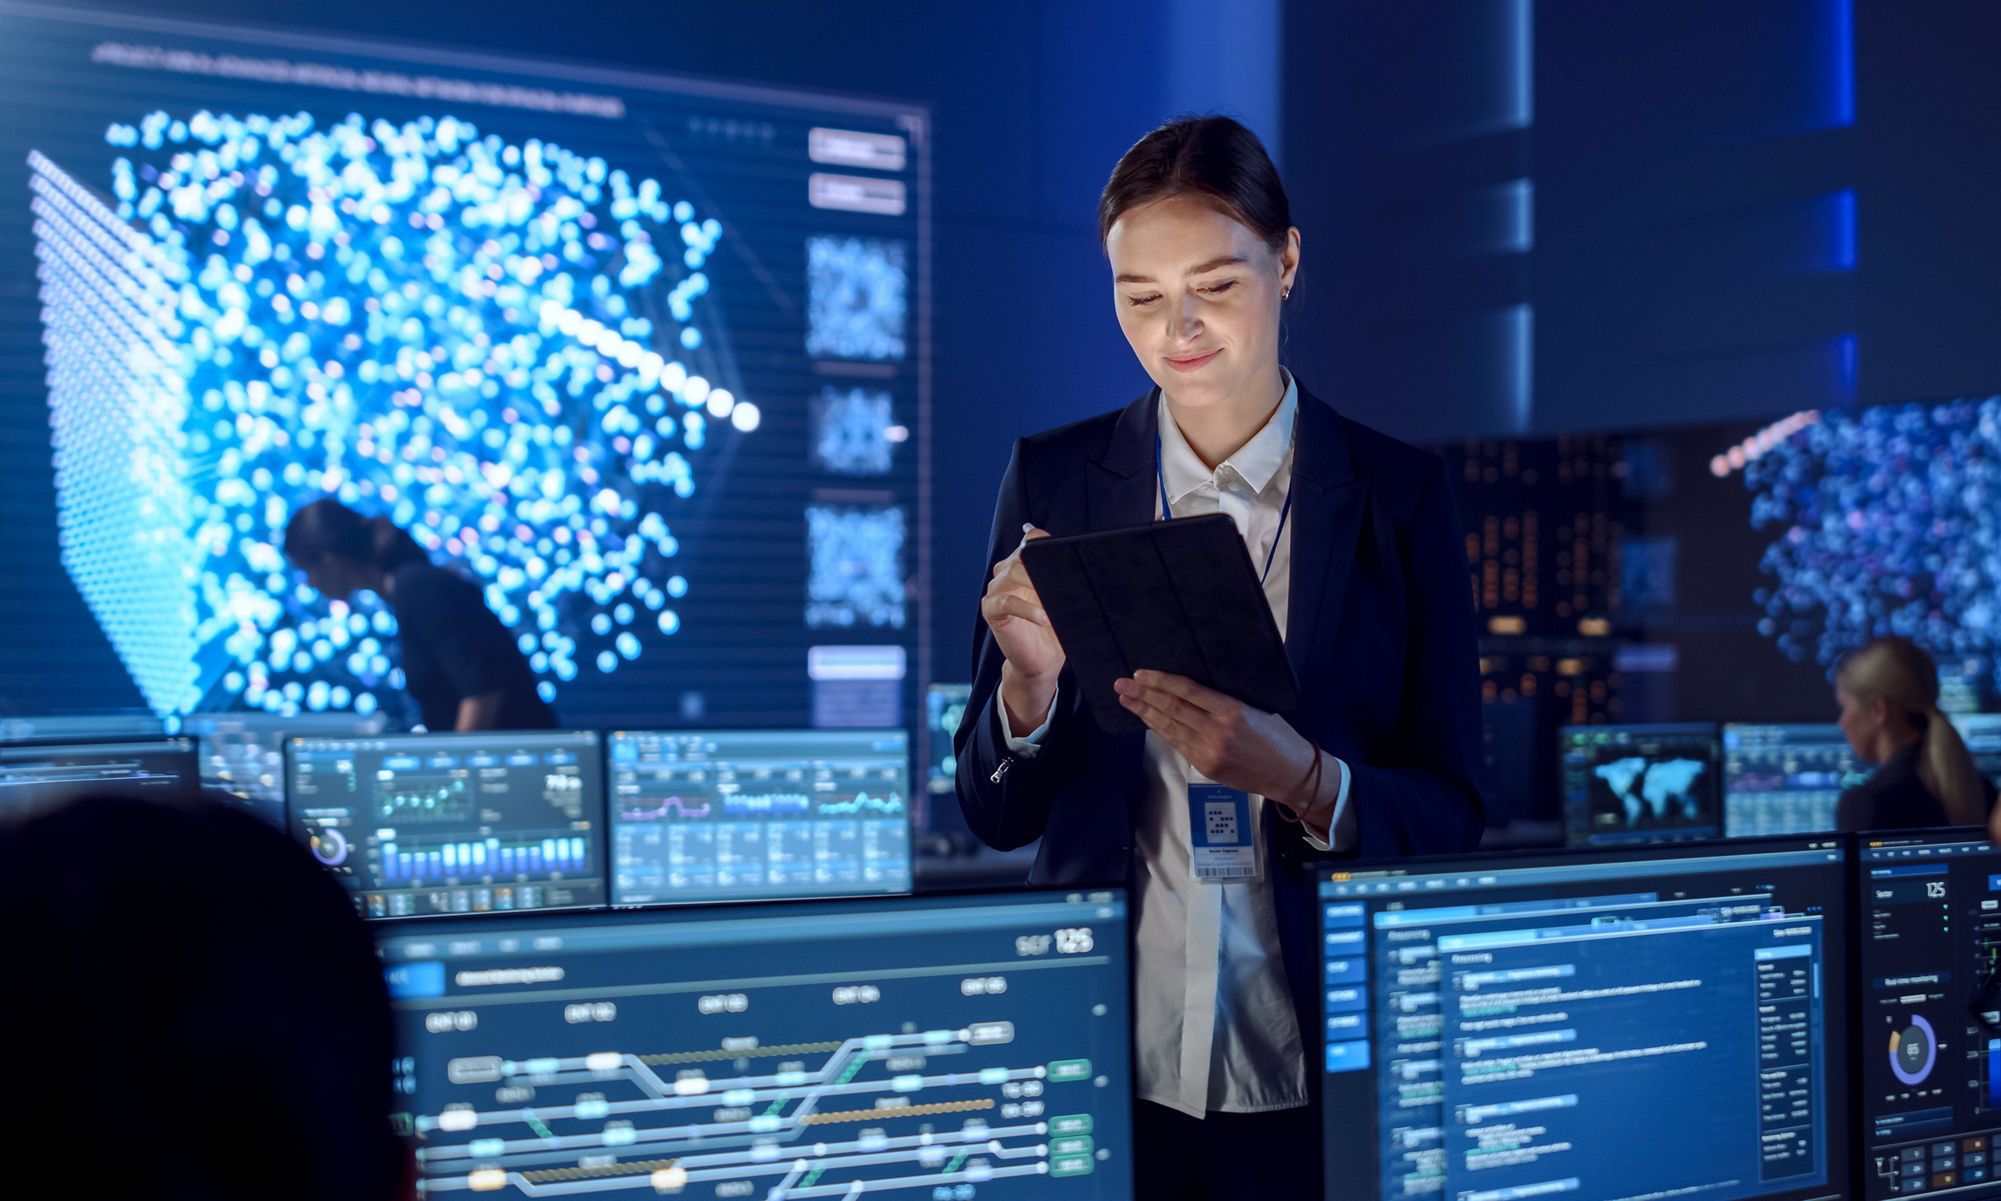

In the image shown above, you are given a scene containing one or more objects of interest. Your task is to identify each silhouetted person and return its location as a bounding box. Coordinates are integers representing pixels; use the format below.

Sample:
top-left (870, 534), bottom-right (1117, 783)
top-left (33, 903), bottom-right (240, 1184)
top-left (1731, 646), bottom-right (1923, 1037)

top-left (284, 498), bottom-right (555, 732)
top-left (0, 795), bottom-right (410, 1200)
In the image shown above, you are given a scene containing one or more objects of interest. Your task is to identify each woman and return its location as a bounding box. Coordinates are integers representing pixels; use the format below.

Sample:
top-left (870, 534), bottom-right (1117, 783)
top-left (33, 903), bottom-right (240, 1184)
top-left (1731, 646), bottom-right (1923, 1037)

top-left (283, 498), bottom-right (555, 732)
top-left (1834, 635), bottom-right (1988, 831)
top-left (952, 117), bottom-right (1484, 1199)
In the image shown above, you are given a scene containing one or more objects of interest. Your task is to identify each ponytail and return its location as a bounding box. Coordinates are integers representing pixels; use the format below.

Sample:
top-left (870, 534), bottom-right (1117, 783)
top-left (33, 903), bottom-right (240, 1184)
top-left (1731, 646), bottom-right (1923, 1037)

top-left (1839, 636), bottom-right (1986, 825)
top-left (1918, 708), bottom-right (1986, 826)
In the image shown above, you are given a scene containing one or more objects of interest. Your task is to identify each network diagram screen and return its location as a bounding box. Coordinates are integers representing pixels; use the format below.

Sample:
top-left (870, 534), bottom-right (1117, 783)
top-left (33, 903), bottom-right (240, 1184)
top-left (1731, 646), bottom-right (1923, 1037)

top-left (0, 737), bottom-right (199, 807)
top-left (0, 5), bottom-right (929, 733)
top-left (1724, 724), bottom-right (1869, 837)
top-left (288, 730), bottom-right (605, 918)
top-left (608, 729), bottom-right (910, 905)
top-left (1319, 838), bottom-right (1850, 1201)
top-left (378, 889), bottom-right (1132, 1198)
top-left (1559, 722), bottom-right (1720, 845)
top-left (1856, 830), bottom-right (2001, 1199)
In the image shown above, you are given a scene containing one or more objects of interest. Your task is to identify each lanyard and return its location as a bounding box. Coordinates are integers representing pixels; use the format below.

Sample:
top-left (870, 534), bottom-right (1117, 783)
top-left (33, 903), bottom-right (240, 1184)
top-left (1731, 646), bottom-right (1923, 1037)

top-left (1156, 428), bottom-right (1294, 586)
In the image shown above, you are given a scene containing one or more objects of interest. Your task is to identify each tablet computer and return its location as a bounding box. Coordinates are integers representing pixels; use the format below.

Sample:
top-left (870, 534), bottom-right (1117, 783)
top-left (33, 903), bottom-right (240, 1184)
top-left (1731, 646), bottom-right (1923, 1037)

top-left (1020, 513), bottom-right (1299, 733)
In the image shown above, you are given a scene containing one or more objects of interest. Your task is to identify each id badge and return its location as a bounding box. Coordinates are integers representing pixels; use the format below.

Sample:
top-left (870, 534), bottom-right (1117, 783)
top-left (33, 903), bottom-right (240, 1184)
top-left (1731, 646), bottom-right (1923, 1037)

top-left (1188, 782), bottom-right (1259, 882)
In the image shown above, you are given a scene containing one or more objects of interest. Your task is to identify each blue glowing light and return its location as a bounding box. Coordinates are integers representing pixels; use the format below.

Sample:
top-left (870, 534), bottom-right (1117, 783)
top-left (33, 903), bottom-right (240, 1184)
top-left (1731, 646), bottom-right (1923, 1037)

top-left (30, 110), bottom-right (757, 716)
top-left (805, 504), bottom-right (907, 629)
top-left (805, 235), bottom-right (907, 361)
top-left (812, 386), bottom-right (896, 476)
top-left (1746, 396), bottom-right (2001, 687)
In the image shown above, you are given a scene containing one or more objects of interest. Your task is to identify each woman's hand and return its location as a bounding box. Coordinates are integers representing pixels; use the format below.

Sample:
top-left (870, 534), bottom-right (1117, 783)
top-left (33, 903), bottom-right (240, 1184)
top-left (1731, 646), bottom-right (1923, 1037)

top-left (981, 526), bottom-right (1066, 731)
top-left (1115, 670), bottom-right (1334, 820)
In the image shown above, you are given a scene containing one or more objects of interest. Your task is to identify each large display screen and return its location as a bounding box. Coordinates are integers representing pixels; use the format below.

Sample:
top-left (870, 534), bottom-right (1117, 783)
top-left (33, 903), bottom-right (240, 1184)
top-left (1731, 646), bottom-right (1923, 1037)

top-left (0, 736), bottom-right (199, 807)
top-left (287, 729), bottom-right (605, 917)
top-left (607, 728), bottom-right (910, 905)
top-left (1724, 723), bottom-right (1869, 837)
top-left (1558, 721), bottom-right (1720, 845)
top-left (378, 889), bottom-right (1132, 1198)
top-left (1319, 838), bottom-right (1850, 1201)
top-left (0, 5), bottom-right (928, 732)
top-left (1856, 830), bottom-right (2001, 1199)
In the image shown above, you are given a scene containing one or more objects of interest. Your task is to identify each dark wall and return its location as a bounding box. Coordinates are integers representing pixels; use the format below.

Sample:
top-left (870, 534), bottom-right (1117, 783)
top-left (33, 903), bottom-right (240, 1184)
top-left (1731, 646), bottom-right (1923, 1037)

top-left (1284, 0), bottom-right (2001, 445)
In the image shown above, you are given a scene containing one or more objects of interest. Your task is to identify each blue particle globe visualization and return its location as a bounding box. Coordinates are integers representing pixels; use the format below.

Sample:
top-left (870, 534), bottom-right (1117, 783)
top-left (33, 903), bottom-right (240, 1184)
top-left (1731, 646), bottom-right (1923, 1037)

top-left (1745, 396), bottom-right (2001, 687)
top-left (31, 109), bottom-right (743, 718)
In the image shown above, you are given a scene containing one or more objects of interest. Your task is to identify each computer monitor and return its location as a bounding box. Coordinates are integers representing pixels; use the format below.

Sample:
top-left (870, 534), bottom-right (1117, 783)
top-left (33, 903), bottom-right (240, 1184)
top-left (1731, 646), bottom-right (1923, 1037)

top-left (1855, 829), bottom-right (2001, 1197)
top-left (0, 713), bottom-right (164, 742)
top-left (1318, 836), bottom-right (1851, 1201)
top-left (925, 684), bottom-right (972, 798)
top-left (286, 730), bottom-right (605, 919)
top-left (0, 737), bottom-right (199, 808)
top-left (1558, 722), bottom-right (1721, 845)
top-left (1951, 714), bottom-right (2001, 795)
top-left (607, 729), bottom-right (911, 905)
top-left (181, 710), bottom-right (388, 812)
top-left (924, 684), bottom-right (973, 840)
top-left (1723, 723), bottom-right (1869, 836)
top-left (378, 888), bottom-right (1132, 1198)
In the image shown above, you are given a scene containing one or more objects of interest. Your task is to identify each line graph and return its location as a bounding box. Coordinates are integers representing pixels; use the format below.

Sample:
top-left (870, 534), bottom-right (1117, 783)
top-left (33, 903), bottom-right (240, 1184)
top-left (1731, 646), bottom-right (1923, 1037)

top-left (618, 795), bottom-right (712, 821)
top-left (817, 790), bottom-right (905, 817)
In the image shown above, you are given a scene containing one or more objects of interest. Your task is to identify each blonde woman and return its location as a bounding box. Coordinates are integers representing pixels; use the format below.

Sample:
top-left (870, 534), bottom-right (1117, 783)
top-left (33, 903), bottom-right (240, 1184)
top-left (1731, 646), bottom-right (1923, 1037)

top-left (1833, 636), bottom-right (1991, 831)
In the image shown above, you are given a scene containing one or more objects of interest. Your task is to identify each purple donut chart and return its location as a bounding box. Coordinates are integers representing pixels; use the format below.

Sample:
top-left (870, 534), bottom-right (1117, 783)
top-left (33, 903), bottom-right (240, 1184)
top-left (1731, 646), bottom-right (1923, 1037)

top-left (1889, 1014), bottom-right (1937, 1086)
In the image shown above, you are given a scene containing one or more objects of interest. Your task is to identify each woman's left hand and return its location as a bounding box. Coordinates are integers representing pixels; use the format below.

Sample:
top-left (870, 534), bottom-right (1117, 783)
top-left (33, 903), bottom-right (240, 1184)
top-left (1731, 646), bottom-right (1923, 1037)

top-left (1114, 670), bottom-right (1317, 802)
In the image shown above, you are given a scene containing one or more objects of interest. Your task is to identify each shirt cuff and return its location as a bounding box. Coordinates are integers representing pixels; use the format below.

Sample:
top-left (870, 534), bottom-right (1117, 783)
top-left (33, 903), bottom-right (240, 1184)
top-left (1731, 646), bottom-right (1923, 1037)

top-left (1301, 756), bottom-right (1355, 852)
top-left (996, 684), bottom-right (1057, 758)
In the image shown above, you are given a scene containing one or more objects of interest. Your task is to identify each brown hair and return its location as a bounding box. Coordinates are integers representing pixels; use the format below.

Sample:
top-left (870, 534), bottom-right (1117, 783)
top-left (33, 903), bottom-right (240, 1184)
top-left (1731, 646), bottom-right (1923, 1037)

top-left (1097, 115), bottom-right (1293, 255)
top-left (1838, 636), bottom-right (1986, 824)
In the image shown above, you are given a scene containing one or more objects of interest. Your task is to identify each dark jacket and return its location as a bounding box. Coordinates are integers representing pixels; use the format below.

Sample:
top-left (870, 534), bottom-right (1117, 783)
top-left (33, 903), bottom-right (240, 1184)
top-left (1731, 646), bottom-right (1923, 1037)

top-left (952, 384), bottom-right (1486, 1057)
top-left (1836, 742), bottom-right (1976, 832)
top-left (390, 563), bottom-right (557, 733)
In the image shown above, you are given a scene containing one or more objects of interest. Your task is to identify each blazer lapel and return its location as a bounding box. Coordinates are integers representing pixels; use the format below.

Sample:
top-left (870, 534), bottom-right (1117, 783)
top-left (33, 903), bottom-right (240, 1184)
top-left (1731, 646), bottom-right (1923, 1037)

top-left (1086, 390), bottom-right (1161, 532)
top-left (1286, 389), bottom-right (1368, 687)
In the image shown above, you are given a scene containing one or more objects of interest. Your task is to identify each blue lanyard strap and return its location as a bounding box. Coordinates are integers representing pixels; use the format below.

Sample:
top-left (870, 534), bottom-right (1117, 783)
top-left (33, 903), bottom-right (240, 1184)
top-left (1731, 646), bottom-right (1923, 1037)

top-left (1156, 428), bottom-right (1294, 587)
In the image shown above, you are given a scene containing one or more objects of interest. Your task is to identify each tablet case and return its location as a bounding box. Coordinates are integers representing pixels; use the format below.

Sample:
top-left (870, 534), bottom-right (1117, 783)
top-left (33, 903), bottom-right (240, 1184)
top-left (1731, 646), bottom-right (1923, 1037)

top-left (1019, 513), bottom-right (1300, 734)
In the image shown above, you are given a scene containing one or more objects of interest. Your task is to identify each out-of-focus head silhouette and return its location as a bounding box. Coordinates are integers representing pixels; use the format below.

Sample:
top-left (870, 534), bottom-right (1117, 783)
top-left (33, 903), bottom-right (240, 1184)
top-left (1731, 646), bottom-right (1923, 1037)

top-left (0, 794), bottom-right (407, 1200)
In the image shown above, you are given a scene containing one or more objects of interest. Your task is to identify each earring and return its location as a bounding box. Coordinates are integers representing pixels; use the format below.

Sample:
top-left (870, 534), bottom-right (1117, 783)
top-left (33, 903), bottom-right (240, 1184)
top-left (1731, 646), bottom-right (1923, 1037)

top-left (1281, 287), bottom-right (1291, 299)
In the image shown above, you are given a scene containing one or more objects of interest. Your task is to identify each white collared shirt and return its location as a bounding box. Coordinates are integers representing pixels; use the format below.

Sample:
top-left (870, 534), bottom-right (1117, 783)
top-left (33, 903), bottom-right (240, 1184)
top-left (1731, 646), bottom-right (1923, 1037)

top-left (1001, 370), bottom-right (1355, 1117)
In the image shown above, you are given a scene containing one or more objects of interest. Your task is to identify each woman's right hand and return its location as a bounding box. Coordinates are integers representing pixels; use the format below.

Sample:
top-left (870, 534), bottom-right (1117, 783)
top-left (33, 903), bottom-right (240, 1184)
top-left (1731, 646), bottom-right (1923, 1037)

top-left (981, 526), bottom-right (1065, 731)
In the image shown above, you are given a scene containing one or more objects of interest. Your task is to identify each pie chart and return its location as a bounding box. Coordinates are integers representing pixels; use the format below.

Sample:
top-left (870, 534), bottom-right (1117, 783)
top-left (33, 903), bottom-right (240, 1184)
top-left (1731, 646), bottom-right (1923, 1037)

top-left (1890, 1015), bottom-right (1937, 1086)
top-left (309, 826), bottom-right (350, 868)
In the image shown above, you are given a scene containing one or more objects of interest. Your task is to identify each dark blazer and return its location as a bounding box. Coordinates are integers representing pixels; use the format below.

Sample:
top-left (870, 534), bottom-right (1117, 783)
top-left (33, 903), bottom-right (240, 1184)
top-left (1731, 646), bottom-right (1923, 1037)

top-left (1835, 741), bottom-right (1997, 831)
top-left (952, 383), bottom-right (1486, 1054)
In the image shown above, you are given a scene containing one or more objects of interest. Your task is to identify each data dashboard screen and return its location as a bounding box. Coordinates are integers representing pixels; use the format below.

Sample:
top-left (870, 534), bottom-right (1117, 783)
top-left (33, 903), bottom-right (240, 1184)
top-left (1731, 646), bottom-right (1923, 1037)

top-left (378, 888), bottom-right (1131, 1199)
top-left (0, 737), bottom-right (199, 808)
top-left (1724, 724), bottom-right (1869, 837)
top-left (1856, 830), bottom-right (2001, 1199)
top-left (1559, 722), bottom-right (1720, 845)
top-left (608, 729), bottom-right (910, 905)
top-left (288, 730), bottom-right (604, 918)
top-left (1319, 838), bottom-right (1850, 1201)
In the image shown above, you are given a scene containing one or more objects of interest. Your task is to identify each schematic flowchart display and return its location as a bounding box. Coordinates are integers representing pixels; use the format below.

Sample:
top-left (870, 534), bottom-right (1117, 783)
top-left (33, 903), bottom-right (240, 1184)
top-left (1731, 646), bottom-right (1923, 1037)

top-left (380, 890), bottom-right (1130, 1198)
